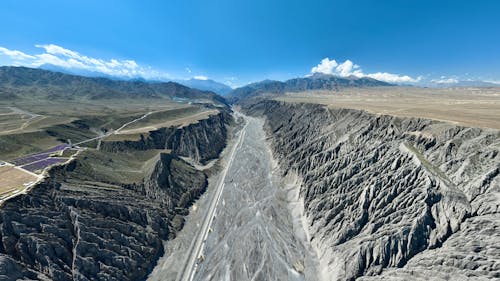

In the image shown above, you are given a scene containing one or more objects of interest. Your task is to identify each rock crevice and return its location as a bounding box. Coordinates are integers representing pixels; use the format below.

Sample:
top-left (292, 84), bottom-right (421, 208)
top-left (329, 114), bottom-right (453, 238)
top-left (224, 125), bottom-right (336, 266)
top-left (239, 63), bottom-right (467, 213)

top-left (0, 112), bottom-right (231, 281)
top-left (247, 101), bottom-right (499, 280)
top-left (100, 111), bottom-right (231, 164)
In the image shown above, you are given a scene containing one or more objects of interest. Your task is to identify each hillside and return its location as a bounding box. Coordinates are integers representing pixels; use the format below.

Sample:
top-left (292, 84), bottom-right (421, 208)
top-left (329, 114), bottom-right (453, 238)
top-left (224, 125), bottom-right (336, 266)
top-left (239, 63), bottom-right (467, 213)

top-left (245, 100), bottom-right (500, 281)
top-left (0, 66), bottom-right (226, 105)
top-left (176, 78), bottom-right (233, 96)
top-left (228, 73), bottom-right (391, 102)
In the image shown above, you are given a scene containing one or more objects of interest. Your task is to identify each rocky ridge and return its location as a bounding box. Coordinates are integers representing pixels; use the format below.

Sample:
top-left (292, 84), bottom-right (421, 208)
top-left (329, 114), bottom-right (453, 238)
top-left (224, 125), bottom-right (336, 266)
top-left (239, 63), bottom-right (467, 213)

top-left (100, 111), bottom-right (230, 164)
top-left (228, 73), bottom-right (391, 103)
top-left (0, 66), bottom-right (227, 104)
top-left (0, 112), bottom-right (231, 281)
top-left (247, 100), bottom-right (500, 280)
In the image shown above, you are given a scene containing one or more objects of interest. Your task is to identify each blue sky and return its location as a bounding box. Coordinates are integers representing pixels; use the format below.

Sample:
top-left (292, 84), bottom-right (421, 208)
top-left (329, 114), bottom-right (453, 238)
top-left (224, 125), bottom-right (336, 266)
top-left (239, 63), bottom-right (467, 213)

top-left (1, 0), bottom-right (499, 86)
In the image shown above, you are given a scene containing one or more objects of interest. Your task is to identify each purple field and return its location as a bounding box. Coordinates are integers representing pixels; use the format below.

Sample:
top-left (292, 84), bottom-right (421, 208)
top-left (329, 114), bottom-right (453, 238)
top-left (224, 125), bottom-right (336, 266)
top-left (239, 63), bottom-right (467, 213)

top-left (11, 153), bottom-right (51, 166)
top-left (21, 158), bottom-right (67, 173)
top-left (44, 144), bottom-right (70, 154)
top-left (11, 144), bottom-right (70, 166)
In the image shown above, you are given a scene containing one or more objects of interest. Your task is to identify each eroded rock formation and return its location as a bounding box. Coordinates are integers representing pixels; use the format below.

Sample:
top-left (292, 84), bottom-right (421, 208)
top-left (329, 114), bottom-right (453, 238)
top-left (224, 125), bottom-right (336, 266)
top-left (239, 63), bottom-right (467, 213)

top-left (100, 111), bottom-right (230, 164)
top-left (248, 101), bottom-right (499, 280)
top-left (0, 112), bottom-right (231, 281)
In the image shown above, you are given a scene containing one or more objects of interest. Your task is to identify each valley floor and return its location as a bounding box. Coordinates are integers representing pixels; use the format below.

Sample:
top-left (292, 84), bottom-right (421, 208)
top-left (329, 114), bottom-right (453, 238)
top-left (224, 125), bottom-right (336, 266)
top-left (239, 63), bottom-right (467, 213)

top-left (148, 113), bottom-right (320, 281)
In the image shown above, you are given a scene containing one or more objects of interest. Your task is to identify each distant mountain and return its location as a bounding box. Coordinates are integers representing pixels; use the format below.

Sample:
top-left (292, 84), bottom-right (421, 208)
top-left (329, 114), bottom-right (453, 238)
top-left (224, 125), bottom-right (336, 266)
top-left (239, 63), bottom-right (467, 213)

top-left (228, 80), bottom-right (284, 101)
top-left (228, 73), bottom-right (392, 102)
top-left (176, 78), bottom-right (233, 96)
top-left (38, 64), bottom-right (120, 80)
top-left (0, 66), bottom-right (227, 105)
top-left (40, 63), bottom-right (234, 96)
top-left (429, 80), bottom-right (500, 88)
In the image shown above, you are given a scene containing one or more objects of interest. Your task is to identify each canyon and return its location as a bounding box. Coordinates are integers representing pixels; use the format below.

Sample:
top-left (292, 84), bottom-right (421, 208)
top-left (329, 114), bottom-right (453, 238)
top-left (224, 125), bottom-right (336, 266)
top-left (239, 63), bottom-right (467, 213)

top-left (0, 70), bottom-right (498, 280)
top-left (0, 111), bottom-right (231, 280)
top-left (246, 100), bottom-right (499, 280)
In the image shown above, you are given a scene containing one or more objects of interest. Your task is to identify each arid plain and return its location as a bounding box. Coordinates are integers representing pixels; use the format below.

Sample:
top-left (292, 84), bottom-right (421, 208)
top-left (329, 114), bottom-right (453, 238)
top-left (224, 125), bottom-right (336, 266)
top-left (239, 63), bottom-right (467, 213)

top-left (276, 86), bottom-right (500, 129)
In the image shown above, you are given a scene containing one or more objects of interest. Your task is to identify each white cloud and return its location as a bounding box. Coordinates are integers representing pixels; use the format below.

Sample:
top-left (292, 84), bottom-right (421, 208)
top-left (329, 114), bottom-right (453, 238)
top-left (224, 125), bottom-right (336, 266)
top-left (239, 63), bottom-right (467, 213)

top-left (431, 76), bottom-right (459, 84)
top-left (310, 57), bottom-right (419, 83)
top-left (194, 75), bottom-right (208, 80)
top-left (366, 72), bottom-right (418, 83)
top-left (0, 44), bottom-right (170, 80)
top-left (335, 60), bottom-right (363, 77)
top-left (0, 47), bottom-right (36, 60)
top-left (36, 44), bottom-right (80, 59)
top-left (311, 58), bottom-right (338, 74)
top-left (34, 53), bottom-right (75, 68)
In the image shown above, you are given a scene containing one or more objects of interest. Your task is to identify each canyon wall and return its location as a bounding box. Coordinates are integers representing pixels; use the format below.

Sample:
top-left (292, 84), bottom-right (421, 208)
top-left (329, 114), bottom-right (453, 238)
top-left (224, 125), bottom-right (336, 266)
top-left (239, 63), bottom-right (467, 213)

top-left (0, 112), bottom-right (231, 281)
top-left (248, 101), bottom-right (499, 280)
top-left (100, 111), bottom-right (231, 164)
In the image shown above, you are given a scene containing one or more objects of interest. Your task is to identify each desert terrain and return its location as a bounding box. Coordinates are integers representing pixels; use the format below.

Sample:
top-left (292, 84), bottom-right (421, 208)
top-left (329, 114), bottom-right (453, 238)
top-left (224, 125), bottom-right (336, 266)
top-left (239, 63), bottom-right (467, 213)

top-left (276, 86), bottom-right (500, 129)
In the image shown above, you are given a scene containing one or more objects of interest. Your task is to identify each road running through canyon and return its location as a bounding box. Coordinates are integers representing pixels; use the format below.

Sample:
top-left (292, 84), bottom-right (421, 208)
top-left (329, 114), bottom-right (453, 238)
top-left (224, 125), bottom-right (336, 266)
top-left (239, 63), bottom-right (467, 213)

top-left (191, 113), bottom-right (319, 281)
top-left (148, 112), bottom-right (319, 281)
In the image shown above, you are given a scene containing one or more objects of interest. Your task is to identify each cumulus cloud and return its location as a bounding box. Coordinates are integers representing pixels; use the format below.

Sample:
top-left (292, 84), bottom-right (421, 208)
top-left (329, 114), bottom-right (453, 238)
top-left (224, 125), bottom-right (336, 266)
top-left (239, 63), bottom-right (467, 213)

top-left (336, 60), bottom-right (363, 77)
top-left (310, 57), bottom-right (419, 83)
top-left (0, 44), bottom-right (169, 80)
top-left (311, 58), bottom-right (338, 74)
top-left (193, 75), bottom-right (208, 80)
top-left (366, 72), bottom-right (418, 83)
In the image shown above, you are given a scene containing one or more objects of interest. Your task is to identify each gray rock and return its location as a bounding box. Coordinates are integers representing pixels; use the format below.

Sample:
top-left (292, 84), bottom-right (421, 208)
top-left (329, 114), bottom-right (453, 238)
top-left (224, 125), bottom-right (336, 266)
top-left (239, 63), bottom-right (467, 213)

top-left (247, 101), bottom-right (499, 280)
top-left (0, 113), bottom-right (230, 281)
top-left (100, 111), bottom-right (230, 164)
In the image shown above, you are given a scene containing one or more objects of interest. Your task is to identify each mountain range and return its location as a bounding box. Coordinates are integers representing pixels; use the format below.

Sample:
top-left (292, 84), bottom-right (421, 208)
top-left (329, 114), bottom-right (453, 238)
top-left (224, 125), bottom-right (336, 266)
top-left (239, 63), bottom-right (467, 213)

top-left (1, 66), bottom-right (395, 105)
top-left (175, 78), bottom-right (233, 96)
top-left (40, 63), bottom-right (233, 96)
top-left (227, 73), bottom-right (392, 102)
top-left (0, 66), bottom-right (227, 105)
top-left (428, 80), bottom-right (500, 88)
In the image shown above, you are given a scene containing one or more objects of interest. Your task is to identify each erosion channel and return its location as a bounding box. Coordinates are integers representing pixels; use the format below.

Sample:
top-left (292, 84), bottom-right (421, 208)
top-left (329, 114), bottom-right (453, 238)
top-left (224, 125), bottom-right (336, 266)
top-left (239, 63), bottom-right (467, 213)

top-left (149, 112), bottom-right (319, 281)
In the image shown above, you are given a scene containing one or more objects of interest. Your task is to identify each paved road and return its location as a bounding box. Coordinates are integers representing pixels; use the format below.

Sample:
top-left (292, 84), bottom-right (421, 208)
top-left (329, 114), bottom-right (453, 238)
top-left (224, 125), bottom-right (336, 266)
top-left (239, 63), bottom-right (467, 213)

top-left (192, 114), bottom-right (319, 281)
top-left (176, 112), bottom-right (248, 281)
top-left (146, 112), bottom-right (319, 281)
top-left (170, 112), bottom-right (319, 281)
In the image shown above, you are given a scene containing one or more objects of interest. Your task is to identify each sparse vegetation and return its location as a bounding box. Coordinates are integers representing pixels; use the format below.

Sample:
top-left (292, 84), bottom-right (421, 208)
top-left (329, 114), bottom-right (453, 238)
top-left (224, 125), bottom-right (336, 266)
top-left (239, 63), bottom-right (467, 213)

top-left (276, 86), bottom-right (500, 129)
top-left (0, 99), bottom-right (221, 161)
